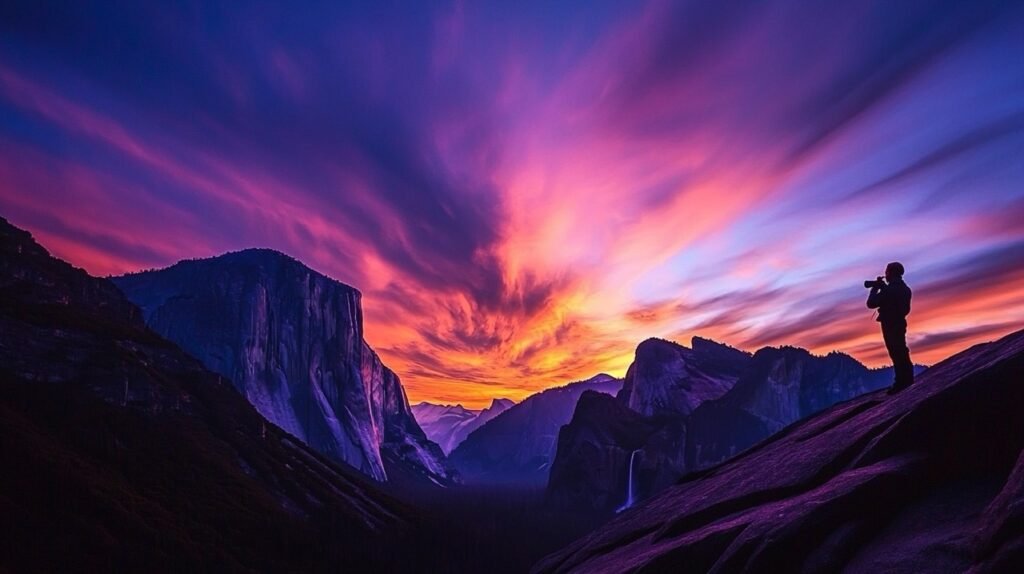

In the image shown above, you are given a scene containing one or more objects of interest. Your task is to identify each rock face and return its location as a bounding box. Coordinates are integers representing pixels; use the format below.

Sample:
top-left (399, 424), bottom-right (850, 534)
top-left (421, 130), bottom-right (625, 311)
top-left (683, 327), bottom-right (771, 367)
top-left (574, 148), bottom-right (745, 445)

top-left (618, 337), bottom-right (751, 417)
top-left (684, 346), bottom-right (896, 470)
top-left (112, 249), bottom-right (452, 484)
top-left (449, 374), bottom-right (622, 485)
top-left (534, 328), bottom-right (1024, 574)
top-left (547, 391), bottom-right (666, 511)
top-left (413, 398), bottom-right (516, 454)
top-left (0, 217), bottom-right (407, 571)
top-left (549, 338), bottom-right (749, 511)
top-left (548, 339), bottom-right (898, 512)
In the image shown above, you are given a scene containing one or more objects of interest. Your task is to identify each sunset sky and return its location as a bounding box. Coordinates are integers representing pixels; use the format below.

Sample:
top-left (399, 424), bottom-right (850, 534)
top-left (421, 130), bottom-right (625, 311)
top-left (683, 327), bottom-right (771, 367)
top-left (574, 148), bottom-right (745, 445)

top-left (2, 1), bottom-right (1023, 408)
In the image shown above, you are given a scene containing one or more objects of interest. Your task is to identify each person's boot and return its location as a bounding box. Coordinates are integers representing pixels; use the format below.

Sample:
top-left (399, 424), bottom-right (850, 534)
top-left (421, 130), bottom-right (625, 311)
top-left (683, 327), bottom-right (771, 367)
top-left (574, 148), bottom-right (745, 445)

top-left (887, 380), bottom-right (910, 395)
top-left (888, 374), bottom-right (914, 395)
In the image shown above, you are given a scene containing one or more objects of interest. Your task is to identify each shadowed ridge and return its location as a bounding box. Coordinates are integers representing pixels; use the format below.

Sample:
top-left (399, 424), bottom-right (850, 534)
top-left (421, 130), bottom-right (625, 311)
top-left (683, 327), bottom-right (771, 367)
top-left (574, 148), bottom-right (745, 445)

top-left (118, 246), bottom-right (362, 293)
top-left (546, 391), bottom-right (664, 511)
top-left (449, 373), bottom-right (623, 484)
top-left (0, 216), bottom-right (145, 328)
top-left (690, 336), bottom-right (753, 363)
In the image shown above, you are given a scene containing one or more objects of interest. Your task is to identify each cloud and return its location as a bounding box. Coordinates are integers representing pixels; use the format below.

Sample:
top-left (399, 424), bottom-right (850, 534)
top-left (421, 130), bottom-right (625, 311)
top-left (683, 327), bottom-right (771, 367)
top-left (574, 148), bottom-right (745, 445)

top-left (910, 322), bottom-right (1022, 356)
top-left (1, 0), bottom-right (1023, 407)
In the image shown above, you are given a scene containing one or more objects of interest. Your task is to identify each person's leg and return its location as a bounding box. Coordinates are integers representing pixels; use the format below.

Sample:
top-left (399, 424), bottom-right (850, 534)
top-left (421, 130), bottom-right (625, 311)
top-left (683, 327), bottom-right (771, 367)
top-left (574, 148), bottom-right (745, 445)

top-left (882, 324), bottom-right (899, 386)
top-left (884, 323), bottom-right (913, 390)
top-left (895, 323), bottom-right (913, 388)
top-left (898, 336), bottom-right (914, 388)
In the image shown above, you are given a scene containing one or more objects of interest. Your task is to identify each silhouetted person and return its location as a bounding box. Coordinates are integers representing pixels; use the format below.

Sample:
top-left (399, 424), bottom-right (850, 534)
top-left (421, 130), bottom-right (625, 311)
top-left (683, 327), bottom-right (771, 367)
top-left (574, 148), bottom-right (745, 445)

top-left (866, 262), bottom-right (914, 394)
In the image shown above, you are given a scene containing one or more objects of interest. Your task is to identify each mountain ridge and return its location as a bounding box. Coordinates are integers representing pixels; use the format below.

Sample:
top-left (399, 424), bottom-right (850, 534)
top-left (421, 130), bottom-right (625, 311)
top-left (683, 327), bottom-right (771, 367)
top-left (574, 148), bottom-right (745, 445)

top-left (547, 335), bottom-right (906, 512)
top-left (618, 337), bottom-right (751, 417)
top-left (534, 327), bottom-right (1024, 573)
top-left (449, 373), bottom-right (623, 484)
top-left (412, 398), bottom-right (516, 454)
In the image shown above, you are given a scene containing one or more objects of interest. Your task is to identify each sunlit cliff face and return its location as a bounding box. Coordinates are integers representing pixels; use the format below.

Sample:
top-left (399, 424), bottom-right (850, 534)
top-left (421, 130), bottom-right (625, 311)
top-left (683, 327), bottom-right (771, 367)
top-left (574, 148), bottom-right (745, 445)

top-left (2, 1), bottom-right (1023, 407)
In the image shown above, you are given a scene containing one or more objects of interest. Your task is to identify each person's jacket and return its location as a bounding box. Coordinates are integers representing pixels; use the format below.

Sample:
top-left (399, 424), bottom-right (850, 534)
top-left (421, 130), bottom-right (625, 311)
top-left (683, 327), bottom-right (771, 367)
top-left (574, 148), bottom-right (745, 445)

top-left (866, 278), bottom-right (912, 325)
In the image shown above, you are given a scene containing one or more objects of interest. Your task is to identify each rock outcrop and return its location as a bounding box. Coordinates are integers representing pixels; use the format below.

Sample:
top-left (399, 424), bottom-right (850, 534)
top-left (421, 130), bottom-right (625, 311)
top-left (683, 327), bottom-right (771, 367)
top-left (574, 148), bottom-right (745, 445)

top-left (413, 398), bottom-right (516, 454)
top-left (534, 328), bottom-right (1024, 573)
top-left (618, 337), bottom-right (751, 417)
top-left (113, 249), bottom-right (452, 484)
top-left (0, 217), bottom-right (407, 571)
top-left (548, 339), bottom-right (899, 512)
top-left (449, 374), bottom-right (622, 485)
top-left (548, 338), bottom-right (749, 511)
top-left (547, 391), bottom-right (667, 511)
top-left (684, 346), bottom-right (897, 470)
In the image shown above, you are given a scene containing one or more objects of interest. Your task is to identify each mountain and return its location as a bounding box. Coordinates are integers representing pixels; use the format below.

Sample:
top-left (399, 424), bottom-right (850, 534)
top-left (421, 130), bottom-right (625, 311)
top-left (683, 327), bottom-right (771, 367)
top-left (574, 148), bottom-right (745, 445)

top-left (548, 338), bottom-right (750, 511)
top-left (412, 403), bottom-right (480, 452)
top-left (0, 217), bottom-right (407, 571)
top-left (683, 346), bottom-right (900, 470)
top-left (618, 337), bottom-right (752, 417)
top-left (547, 339), bottom-right (902, 513)
top-left (413, 398), bottom-right (516, 454)
top-left (534, 327), bottom-right (1024, 574)
top-left (112, 249), bottom-right (452, 485)
top-left (449, 374), bottom-right (623, 485)
top-left (546, 391), bottom-right (668, 512)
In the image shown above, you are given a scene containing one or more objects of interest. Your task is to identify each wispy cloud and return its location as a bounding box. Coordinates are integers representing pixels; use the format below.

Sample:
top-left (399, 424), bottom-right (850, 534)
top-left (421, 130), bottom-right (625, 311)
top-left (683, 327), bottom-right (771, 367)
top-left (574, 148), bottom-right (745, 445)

top-left (1, 0), bottom-right (1022, 407)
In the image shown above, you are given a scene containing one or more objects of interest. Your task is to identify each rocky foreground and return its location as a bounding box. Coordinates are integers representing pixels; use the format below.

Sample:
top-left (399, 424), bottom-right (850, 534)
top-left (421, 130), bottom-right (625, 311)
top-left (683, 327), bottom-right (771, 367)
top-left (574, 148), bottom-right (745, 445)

top-left (535, 327), bottom-right (1024, 573)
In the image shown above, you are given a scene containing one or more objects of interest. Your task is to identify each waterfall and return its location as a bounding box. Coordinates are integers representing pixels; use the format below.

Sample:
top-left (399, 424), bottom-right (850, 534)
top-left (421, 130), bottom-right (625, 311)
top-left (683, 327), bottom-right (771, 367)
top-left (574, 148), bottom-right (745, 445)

top-left (616, 449), bottom-right (641, 513)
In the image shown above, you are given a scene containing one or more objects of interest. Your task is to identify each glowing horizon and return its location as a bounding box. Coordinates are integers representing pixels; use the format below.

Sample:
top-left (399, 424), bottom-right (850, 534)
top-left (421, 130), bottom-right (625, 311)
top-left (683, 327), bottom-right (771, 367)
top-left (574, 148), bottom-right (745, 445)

top-left (2, 1), bottom-right (1023, 408)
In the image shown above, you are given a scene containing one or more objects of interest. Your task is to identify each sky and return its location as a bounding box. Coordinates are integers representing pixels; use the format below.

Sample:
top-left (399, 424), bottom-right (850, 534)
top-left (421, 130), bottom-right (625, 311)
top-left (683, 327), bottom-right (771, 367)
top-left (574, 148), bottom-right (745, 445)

top-left (2, 1), bottom-right (1023, 408)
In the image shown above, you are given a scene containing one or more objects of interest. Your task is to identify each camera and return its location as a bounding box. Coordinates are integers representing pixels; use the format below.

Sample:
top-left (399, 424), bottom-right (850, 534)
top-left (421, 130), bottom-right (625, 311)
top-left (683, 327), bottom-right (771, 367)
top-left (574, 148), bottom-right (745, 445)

top-left (864, 278), bottom-right (885, 289)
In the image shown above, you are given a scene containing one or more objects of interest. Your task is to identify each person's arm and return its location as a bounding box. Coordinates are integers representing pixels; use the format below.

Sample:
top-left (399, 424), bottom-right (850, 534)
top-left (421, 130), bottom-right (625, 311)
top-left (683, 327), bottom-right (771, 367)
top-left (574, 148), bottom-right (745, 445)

top-left (866, 280), bottom-right (886, 309)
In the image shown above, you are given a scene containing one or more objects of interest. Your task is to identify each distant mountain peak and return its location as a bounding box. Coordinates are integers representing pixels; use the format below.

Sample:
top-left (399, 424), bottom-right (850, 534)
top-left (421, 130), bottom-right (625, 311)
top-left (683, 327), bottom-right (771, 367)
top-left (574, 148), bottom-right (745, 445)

top-left (545, 372), bottom-right (620, 393)
top-left (635, 337), bottom-right (683, 357)
top-left (691, 335), bottom-right (750, 356)
top-left (448, 374), bottom-right (623, 484)
top-left (415, 401), bottom-right (476, 413)
top-left (487, 397), bottom-right (516, 410)
top-left (413, 397), bottom-right (516, 455)
top-left (749, 345), bottom-right (867, 373)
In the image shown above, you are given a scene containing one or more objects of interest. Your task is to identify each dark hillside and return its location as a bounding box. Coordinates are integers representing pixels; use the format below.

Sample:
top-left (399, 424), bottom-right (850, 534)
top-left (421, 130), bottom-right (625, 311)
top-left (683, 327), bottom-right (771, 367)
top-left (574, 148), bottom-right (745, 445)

top-left (0, 217), bottom-right (408, 572)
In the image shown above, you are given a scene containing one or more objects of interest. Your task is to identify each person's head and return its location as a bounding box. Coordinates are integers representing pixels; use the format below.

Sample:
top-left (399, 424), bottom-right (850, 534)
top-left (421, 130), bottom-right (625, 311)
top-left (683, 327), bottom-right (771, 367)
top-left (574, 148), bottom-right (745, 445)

top-left (885, 261), bottom-right (905, 282)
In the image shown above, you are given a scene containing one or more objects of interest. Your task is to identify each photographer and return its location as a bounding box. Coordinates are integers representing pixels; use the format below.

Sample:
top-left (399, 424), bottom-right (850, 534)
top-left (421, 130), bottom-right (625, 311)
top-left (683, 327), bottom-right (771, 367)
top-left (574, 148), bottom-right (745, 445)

top-left (866, 262), bottom-right (914, 394)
